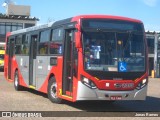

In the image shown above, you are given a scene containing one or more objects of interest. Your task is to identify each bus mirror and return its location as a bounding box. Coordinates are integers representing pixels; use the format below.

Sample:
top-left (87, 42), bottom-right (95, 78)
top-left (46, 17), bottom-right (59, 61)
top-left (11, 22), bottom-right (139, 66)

top-left (75, 31), bottom-right (82, 48)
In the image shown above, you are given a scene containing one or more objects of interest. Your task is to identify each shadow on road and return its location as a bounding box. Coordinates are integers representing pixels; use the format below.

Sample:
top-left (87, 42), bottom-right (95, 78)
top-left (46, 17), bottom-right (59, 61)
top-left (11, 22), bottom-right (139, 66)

top-left (19, 87), bottom-right (160, 112)
top-left (20, 87), bottom-right (48, 98)
top-left (65, 96), bottom-right (160, 112)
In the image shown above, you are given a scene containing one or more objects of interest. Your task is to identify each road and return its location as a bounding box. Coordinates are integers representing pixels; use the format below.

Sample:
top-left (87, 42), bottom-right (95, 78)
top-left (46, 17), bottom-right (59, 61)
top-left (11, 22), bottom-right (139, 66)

top-left (0, 72), bottom-right (160, 118)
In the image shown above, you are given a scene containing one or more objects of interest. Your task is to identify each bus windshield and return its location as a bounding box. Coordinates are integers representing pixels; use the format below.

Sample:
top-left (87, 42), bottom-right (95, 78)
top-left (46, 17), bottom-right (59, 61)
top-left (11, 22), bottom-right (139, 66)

top-left (83, 31), bottom-right (145, 72)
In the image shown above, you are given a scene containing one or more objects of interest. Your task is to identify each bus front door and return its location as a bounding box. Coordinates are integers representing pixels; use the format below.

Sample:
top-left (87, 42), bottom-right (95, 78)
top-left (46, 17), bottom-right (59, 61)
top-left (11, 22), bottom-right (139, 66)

top-left (29, 35), bottom-right (37, 87)
top-left (62, 30), bottom-right (75, 97)
top-left (8, 39), bottom-right (14, 79)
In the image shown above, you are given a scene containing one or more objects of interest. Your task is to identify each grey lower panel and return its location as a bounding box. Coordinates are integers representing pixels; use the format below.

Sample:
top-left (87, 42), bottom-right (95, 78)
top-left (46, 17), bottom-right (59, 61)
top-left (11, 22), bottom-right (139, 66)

top-left (76, 81), bottom-right (147, 101)
top-left (15, 56), bottom-right (29, 86)
top-left (36, 56), bottom-right (51, 90)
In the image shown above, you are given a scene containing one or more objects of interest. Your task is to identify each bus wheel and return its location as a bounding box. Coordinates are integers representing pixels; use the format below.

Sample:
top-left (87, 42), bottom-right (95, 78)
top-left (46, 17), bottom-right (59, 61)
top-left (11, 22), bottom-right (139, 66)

top-left (48, 77), bottom-right (63, 104)
top-left (14, 71), bottom-right (21, 91)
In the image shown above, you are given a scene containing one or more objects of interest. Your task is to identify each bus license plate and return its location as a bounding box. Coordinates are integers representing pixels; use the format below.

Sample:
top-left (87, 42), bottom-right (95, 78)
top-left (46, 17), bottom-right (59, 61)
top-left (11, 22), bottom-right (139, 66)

top-left (110, 96), bottom-right (122, 100)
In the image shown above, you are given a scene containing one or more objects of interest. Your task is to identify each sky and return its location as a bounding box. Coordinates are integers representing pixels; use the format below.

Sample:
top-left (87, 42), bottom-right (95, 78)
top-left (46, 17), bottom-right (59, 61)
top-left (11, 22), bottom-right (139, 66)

top-left (0, 0), bottom-right (160, 31)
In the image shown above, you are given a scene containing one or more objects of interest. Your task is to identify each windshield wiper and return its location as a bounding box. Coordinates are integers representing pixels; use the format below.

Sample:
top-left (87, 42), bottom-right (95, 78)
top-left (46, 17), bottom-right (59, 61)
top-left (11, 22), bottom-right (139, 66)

top-left (124, 31), bottom-right (132, 51)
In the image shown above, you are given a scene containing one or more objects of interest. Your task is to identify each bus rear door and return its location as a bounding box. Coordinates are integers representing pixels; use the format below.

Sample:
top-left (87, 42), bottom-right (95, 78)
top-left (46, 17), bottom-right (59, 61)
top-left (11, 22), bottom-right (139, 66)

top-left (29, 35), bottom-right (38, 88)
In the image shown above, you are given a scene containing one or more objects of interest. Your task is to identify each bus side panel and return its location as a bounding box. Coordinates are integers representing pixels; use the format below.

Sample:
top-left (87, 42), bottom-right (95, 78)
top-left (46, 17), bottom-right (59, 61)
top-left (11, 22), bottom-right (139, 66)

top-left (36, 56), bottom-right (50, 91)
top-left (13, 56), bottom-right (28, 87)
top-left (4, 55), bottom-right (9, 80)
top-left (15, 56), bottom-right (29, 87)
top-left (8, 55), bottom-right (15, 81)
top-left (38, 57), bottom-right (63, 94)
top-left (4, 32), bottom-right (11, 80)
top-left (75, 48), bottom-right (84, 101)
top-left (72, 76), bottom-right (78, 102)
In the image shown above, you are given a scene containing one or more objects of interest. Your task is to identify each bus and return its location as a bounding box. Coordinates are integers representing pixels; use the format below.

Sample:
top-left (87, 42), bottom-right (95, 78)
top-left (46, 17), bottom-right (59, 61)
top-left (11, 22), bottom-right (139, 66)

top-left (4, 15), bottom-right (148, 103)
top-left (0, 44), bottom-right (5, 69)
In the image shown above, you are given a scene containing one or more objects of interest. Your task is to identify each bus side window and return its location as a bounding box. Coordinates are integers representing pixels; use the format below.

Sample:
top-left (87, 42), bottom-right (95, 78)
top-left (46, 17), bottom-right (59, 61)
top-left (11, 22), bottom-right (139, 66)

top-left (38, 30), bottom-right (50, 55)
top-left (50, 28), bottom-right (64, 55)
top-left (21, 34), bottom-right (29, 55)
top-left (15, 35), bottom-right (22, 54)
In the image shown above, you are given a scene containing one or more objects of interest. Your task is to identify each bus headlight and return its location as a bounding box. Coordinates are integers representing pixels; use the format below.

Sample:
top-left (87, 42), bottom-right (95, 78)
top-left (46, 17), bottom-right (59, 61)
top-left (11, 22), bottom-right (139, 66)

top-left (142, 79), bottom-right (147, 84)
top-left (81, 76), bottom-right (97, 89)
top-left (136, 79), bottom-right (147, 90)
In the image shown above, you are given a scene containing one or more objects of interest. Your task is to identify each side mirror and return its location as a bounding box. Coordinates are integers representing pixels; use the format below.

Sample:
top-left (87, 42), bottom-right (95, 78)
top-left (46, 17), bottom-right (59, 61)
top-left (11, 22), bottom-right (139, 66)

top-left (75, 31), bottom-right (82, 48)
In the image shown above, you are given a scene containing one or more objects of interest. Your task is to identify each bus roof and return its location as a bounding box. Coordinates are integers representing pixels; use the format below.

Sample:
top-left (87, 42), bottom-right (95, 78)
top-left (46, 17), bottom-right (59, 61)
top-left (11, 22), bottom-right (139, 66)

top-left (71, 15), bottom-right (143, 23)
top-left (10, 22), bottom-right (55, 35)
top-left (9, 17), bottom-right (72, 36)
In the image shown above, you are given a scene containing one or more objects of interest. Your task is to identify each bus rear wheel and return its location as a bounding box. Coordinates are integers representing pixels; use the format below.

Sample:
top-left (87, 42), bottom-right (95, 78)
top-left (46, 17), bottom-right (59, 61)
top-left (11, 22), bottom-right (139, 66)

top-left (14, 71), bottom-right (22, 91)
top-left (48, 77), bottom-right (63, 104)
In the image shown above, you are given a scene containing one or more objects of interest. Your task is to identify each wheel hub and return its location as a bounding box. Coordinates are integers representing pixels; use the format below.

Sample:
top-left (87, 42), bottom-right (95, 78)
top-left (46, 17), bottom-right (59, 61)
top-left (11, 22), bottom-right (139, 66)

top-left (50, 83), bottom-right (57, 98)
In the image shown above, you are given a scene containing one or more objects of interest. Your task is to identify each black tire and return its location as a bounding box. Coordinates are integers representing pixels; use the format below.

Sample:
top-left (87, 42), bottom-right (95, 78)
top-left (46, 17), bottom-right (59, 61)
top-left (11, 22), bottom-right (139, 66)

top-left (14, 71), bottom-right (22, 91)
top-left (48, 77), bottom-right (63, 104)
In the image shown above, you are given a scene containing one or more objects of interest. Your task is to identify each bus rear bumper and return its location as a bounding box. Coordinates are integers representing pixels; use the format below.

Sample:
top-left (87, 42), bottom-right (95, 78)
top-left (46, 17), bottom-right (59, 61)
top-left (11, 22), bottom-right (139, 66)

top-left (76, 81), bottom-right (147, 101)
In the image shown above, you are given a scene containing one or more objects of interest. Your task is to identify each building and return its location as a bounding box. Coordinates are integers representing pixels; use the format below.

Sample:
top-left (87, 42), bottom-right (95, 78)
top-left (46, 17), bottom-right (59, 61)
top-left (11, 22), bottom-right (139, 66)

top-left (146, 31), bottom-right (160, 77)
top-left (0, 4), bottom-right (39, 47)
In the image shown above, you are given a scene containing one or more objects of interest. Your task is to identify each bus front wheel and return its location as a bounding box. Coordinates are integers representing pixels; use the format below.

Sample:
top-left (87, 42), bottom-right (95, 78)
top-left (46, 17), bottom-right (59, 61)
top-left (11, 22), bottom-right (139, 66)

top-left (48, 77), bottom-right (63, 104)
top-left (14, 71), bottom-right (22, 91)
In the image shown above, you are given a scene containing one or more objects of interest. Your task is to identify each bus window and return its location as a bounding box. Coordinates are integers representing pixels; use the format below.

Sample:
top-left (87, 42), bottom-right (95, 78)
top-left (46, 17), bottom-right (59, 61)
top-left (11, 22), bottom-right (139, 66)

top-left (50, 28), bottom-right (64, 54)
top-left (21, 34), bottom-right (29, 55)
top-left (38, 30), bottom-right (50, 55)
top-left (15, 35), bottom-right (22, 54)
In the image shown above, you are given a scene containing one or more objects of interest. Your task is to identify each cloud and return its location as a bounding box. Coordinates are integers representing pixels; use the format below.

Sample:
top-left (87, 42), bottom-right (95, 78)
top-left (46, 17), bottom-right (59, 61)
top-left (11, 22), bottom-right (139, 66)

top-left (142, 0), bottom-right (158, 7)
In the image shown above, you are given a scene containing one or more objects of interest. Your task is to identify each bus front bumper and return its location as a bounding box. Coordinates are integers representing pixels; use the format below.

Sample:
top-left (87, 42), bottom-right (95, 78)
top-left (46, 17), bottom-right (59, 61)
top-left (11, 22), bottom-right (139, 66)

top-left (76, 81), bottom-right (147, 101)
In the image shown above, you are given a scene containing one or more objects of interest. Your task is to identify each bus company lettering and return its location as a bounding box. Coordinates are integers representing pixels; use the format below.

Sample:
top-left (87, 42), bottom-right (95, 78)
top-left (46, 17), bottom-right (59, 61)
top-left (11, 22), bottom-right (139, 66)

top-left (114, 83), bottom-right (134, 89)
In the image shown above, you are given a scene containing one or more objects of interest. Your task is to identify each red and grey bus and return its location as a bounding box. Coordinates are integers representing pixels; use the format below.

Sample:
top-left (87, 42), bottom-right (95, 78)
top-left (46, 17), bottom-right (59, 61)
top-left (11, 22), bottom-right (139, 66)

top-left (4, 15), bottom-right (148, 103)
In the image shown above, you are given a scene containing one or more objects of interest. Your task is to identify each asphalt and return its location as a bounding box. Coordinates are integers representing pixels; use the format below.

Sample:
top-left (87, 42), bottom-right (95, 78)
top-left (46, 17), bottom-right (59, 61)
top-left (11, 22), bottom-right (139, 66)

top-left (0, 72), bottom-right (160, 119)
